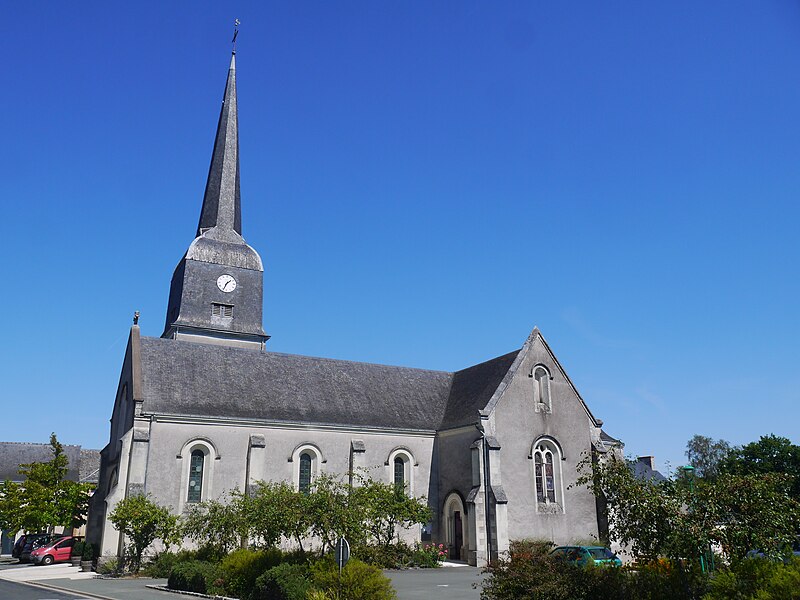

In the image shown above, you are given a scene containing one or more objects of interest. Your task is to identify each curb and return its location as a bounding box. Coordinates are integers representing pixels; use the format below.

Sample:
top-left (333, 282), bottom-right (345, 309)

top-left (22, 579), bottom-right (117, 600)
top-left (146, 584), bottom-right (237, 600)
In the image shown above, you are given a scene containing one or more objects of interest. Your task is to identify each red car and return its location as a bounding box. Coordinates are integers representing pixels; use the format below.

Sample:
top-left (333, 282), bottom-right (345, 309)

top-left (30, 536), bottom-right (76, 565)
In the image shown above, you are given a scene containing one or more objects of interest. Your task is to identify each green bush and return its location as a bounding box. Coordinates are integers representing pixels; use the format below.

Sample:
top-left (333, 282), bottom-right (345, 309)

top-left (167, 560), bottom-right (218, 594)
top-left (704, 556), bottom-right (800, 600)
top-left (312, 557), bottom-right (397, 600)
top-left (353, 543), bottom-right (413, 569)
top-left (251, 562), bottom-right (313, 600)
top-left (480, 540), bottom-right (708, 600)
top-left (410, 542), bottom-right (446, 568)
top-left (96, 557), bottom-right (119, 576)
top-left (143, 550), bottom-right (198, 578)
top-left (82, 543), bottom-right (95, 561)
top-left (195, 543), bottom-right (228, 564)
top-left (71, 540), bottom-right (85, 557)
top-left (214, 548), bottom-right (284, 599)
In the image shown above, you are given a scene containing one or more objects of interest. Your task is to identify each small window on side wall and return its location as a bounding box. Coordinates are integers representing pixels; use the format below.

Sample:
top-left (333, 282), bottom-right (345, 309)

top-left (299, 452), bottom-right (313, 494)
top-left (532, 366), bottom-right (552, 413)
top-left (187, 449), bottom-right (205, 503)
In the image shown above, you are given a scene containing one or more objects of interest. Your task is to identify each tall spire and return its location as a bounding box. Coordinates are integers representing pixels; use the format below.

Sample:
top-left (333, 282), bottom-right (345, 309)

top-left (196, 52), bottom-right (242, 238)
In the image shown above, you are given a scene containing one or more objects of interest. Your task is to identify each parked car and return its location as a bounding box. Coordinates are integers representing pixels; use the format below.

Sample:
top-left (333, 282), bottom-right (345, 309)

top-left (11, 534), bottom-right (30, 559)
top-left (31, 536), bottom-right (75, 566)
top-left (551, 545), bottom-right (623, 567)
top-left (19, 534), bottom-right (64, 563)
top-left (746, 537), bottom-right (800, 562)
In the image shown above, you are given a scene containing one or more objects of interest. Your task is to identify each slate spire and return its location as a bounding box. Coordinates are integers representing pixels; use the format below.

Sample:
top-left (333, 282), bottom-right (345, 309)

top-left (196, 52), bottom-right (242, 238)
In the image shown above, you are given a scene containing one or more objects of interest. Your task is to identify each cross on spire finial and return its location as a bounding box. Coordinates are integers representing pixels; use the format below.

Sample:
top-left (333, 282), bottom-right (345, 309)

top-left (232, 19), bottom-right (240, 53)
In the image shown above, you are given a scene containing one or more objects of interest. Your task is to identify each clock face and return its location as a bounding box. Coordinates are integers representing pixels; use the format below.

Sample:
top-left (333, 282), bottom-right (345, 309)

top-left (216, 274), bottom-right (237, 293)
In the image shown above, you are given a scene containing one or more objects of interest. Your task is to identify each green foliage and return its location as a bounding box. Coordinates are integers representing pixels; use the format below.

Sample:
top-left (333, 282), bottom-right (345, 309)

top-left (686, 435), bottom-right (731, 480)
top-left (214, 548), bottom-right (284, 599)
top-left (480, 540), bottom-right (707, 600)
top-left (143, 549), bottom-right (198, 578)
top-left (354, 541), bottom-right (445, 568)
top-left (71, 540), bottom-right (85, 557)
top-left (312, 557), bottom-right (397, 600)
top-left (167, 560), bottom-right (218, 594)
top-left (96, 557), bottom-right (120, 576)
top-left (182, 488), bottom-right (251, 555)
top-left (411, 542), bottom-right (447, 568)
top-left (82, 542), bottom-right (95, 561)
top-left (251, 562), bottom-right (313, 600)
top-left (0, 434), bottom-right (93, 534)
top-left (182, 473), bottom-right (431, 558)
top-left (721, 435), bottom-right (800, 500)
top-left (108, 493), bottom-right (179, 572)
top-left (576, 452), bottom-right (800, 565)
top-left (704, 557), bottom-right (800, 600)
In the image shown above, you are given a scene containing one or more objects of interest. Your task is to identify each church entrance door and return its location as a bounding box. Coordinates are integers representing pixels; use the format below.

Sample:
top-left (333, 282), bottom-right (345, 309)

top-left (453, 512), bottom-right (462, 560)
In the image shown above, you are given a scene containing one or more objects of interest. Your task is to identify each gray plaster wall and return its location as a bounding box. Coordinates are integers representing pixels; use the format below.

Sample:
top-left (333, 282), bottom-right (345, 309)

top-left (143, 420), bottom-right (436, 543)
top-left (489, 335), bottom-right (600, 545)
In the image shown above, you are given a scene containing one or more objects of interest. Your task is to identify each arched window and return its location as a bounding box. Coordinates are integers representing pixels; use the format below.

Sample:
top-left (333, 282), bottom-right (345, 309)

top-left (299, 452), bottom-right (313, 494)
top-left (394, 456), bottom-right (405, 491)
top-left (532, 438), bottom-right (563, 510)
top-left (188, 449), bottom-right (205, 503)
top-left (387, 449), bottom-right (413, 496)
top-left (178, 439), bottom-right (217, 511)
top-left (291, 444), bottom-right (322, 493)
top-left (532, 366), bottom-right (551, 413)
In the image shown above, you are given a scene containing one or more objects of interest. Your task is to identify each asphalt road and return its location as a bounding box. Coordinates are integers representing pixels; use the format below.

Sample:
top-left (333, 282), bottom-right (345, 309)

top-left (387, 566), bottom-right (486, 600)
top-left (0, 579), bottom-right (91, 599)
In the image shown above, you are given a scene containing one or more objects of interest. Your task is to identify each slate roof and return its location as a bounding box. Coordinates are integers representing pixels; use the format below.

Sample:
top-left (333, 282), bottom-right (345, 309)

top-left (440, 351), bottom-right (520, 429)
top-left (0, 442), bottom-right (84, 483)
top-left (630, 459), bottom-right (667, 482)
top-left (138, 337), bottom-right (530, 431)
top-left (79, 449), bottom-right (101, 484)
top-left (139, 337), bottom-right (455, 430)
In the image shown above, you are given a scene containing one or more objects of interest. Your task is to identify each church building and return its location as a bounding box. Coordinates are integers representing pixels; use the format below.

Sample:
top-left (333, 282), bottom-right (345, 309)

top-left (86, 51), bottom-right (621, 567)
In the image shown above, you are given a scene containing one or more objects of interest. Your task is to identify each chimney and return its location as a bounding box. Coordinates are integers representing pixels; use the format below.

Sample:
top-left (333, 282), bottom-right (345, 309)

top-left (637, 456), bottom-right (655, 470)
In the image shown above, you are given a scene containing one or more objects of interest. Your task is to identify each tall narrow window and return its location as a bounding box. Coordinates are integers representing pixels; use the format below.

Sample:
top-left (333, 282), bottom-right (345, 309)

top-left (534, 453), bottom-right (545, 502)
top-left (188, 450), bottom-right (205, 503)
top-left (533, 442), bottom-right (558, 505)
top-left (299, 452), bottom-right (312, 494)
top-left (394, 456), bottom-right (405, 491)
top-left (533, 366), bottom-right (551, 413)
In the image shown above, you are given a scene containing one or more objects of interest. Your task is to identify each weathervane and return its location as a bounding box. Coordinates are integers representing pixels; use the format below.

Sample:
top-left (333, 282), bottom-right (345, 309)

top-left (232, 19), bottom-right (240, 53)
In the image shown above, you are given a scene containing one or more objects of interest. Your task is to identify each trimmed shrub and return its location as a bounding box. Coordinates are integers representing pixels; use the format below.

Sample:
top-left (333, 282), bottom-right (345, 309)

top-left (313, 558), bottom-right (397, 600)
top-left (704, 556), bottom-right (800, 600)
top-left (167, 560), bottom-right (218, 594)
top-left (251, 562), bottom-right (313, 600)
top-left (214, 548), bottom-right (284, 599)
top-left (354, 543), bottom-right (413, 569)
top-left (71, 540), bottom-right (85, 557)
top-left (143, 550), bottom-right (197, 578)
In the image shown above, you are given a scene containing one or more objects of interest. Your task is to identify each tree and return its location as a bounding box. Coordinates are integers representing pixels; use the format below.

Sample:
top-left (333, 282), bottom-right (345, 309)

top-left (355, 477), bottom-right (432, 547)
top-left (182, 489), bottom-right (251, 555)
top-left (721, 435), bottom-right (800, 500)
top-left (685, 435), bottom-right (731, 480)
top-left (577, 451), bottom-right (800, 565)
top-left (0, 433), bottom-right (93, 534)
top-left (109, 494), bottom-right (179, 572)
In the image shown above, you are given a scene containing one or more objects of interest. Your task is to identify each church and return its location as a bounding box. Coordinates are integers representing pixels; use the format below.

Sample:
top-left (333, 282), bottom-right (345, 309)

top-left (86, 51), bottom-right (621, 567)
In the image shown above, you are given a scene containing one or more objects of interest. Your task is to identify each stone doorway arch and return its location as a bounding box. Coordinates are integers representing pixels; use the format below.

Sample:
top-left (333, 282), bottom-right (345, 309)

top-left (443, 492), bottom-right (468, 561)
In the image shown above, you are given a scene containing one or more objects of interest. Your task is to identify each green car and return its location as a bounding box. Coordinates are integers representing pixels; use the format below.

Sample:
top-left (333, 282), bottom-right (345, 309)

top-left (550, 545), bottom-right (623, 567)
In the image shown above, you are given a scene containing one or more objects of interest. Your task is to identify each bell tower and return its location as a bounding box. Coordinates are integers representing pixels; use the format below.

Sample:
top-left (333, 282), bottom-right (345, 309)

top-left (162, 52), bottom-right (269, 349)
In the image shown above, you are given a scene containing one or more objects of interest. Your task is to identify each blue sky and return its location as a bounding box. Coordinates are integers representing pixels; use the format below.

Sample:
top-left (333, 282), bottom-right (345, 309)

top-left (1, 2), bottom-right (798, 474)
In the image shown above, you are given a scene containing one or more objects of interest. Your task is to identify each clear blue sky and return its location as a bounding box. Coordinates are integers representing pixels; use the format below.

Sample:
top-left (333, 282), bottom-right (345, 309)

top-left (1, 2), bottom-right (798, 474)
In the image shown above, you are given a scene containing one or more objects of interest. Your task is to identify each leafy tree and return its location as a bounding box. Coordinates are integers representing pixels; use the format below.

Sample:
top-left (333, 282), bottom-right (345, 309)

top-left (576, 452), bottom-right (800, 565)
top-left (355, 476), bottom-right (432, 547)
top-left (247, 481), bottom-right (311, 550)
top-left (109, 493), bottom-right (180, 572)
top-left (0, 433), bottom-right (93, 534)
top-left (685, 434), bottom-right (731, 480)
top-left (721, 434), bottom-right (800, 499)
top-left (0, 480), bottom-right (23, 533)
top-left (182, 489), bottom-right (251, 555)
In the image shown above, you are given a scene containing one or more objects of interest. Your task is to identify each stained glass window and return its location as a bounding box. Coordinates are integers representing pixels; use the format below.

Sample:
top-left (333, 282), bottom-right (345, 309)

top-left (394, 456), bottom-right (405, 492)
top-left (299, 452), bottom-right (312, 494)
top-left (188, 450), bottom-right (204, 503)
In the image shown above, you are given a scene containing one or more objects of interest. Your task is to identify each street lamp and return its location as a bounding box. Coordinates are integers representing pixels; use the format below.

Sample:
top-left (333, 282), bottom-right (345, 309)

top-left (680, 465), bottom-right (706, 573)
